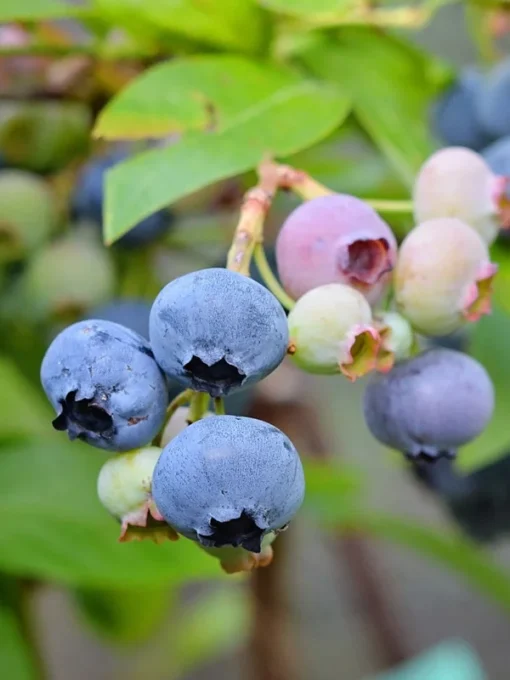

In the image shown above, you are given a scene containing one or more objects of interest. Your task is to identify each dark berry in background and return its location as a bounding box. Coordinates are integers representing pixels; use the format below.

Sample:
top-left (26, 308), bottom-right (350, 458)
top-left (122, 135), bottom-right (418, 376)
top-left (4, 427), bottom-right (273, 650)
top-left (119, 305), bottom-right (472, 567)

top-left (72, 149), bottom-right (174, 247)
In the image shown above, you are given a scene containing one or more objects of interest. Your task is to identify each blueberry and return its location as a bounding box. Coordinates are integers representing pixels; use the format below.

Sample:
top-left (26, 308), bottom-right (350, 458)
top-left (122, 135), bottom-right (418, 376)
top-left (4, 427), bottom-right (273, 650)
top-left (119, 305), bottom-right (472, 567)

top-left (276, 194), bottom-right (397, 305)
top-left (287, 283), bottom-right (392, 379)
top-left (478, 57), bottom-right (510, 138)
top-left (149, 268), bottom-right (289, 397)
top-left (431, 68), bottom-right (490, 150)
top-left (152, 415), bottom-right (305, 552)
top-left (89, 299), bottom-right (152, 341)
top-left (17, 229), bottom-right (115, 323)
top-left (363, 348), bottom-right (495, 461)
top-left (395, 218), bottom-right (497, 336)
top-left (40, 319), bottom-right (169, 452)
top-left (413, 147), bottom-right (506, 245)
top-left (0, 170), bottom-right (57, 262)
top-left (72, 149), bottom-right (173, 247)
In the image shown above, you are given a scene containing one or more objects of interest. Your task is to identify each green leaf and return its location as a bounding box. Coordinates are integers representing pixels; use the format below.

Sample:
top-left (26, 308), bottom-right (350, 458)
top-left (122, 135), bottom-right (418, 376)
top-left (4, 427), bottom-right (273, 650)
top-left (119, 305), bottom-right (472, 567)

top-left (94, 56), bottom-right (297, 139)
top-left (72, 585), bottom-right (174, 644)
top-left (0, 438), bottom-right (225, 587)
top-left (258, 0), bottom-right (351, 15)
top-left (460, 305), bottom-right (510, 471)
top-left (307, 493), bottom-right (510, 614)
top-left (172, 586), bottom-right (249, 675)
top-left (105, 81), bottom-right (349, 243)
top-left (93, 0), bottom-right (266, 53)
top-left (0, 0), bottom-right (74, 21)
top-left (300, 30), bottom-right (440, 187)
top-left (130, 586), bottom-right (249, 678)
top-left (0, 577), bottom-right (37, 680)
top-left (0, 356), bottom-right (54, 440)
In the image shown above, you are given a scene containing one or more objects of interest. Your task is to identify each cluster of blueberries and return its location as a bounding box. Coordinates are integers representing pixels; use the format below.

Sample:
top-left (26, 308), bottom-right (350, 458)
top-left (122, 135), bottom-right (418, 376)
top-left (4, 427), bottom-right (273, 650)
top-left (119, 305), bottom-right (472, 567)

top-left (433, 57), bottom-right (510, 191)
top-left (40, 128), bottom-right (510, 569)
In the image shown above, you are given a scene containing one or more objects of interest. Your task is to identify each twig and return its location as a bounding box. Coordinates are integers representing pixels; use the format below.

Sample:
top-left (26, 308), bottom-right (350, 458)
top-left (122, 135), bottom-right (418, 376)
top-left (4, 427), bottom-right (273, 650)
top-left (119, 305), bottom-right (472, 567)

top-left (226, 159), bottom-right (281, 275)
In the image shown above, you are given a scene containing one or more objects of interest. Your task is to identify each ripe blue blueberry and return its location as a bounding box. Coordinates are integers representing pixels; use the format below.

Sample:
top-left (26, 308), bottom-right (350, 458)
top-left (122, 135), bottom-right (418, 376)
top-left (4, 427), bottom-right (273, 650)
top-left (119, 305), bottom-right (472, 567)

top-left (363, 348), bottom-right (494, 461)
top-left (41, 320), bottom-right (169, 452)
top-left (152, 415), bottom-right (305, 552)
top-left (72, 149), bottom-right (173, 247)
top-left (431, 68), bottom-right (490, 150)
top-left (478, 57), bottom-right (510, 138)
top-left (89, 299), bottom-right (152, 341)
top-left (149, 268), bottom-right (289, 397)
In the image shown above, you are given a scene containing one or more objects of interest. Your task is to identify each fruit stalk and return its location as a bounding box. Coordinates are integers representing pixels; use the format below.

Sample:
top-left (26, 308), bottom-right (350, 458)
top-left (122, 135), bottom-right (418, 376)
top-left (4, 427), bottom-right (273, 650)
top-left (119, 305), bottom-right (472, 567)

top-left (226, 160), bottom-right (280, 275)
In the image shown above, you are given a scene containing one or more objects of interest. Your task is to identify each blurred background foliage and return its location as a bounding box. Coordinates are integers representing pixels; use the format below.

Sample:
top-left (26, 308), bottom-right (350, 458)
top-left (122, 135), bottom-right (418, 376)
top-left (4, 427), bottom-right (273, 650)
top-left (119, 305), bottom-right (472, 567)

top-left (2, 0), bottom-right (510, 679)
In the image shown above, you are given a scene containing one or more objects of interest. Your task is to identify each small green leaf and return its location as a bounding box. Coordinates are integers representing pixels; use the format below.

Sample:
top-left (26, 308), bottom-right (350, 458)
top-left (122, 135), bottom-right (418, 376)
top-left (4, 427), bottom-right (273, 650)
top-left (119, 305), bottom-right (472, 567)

top-left (300, 30), bottom-right (440, 186)
top-left (0, 438), bottom-right (225, 587)
top-left (0, 0), bottom-right (74, 21)
top-left (73, 585), bottom-right (174, 644)
top-left (105, 82), bottom-right (349, 243)
top-left (94, 56), bottom-right (296, 139)
top-left (0, 356), bottom-right (54, 440)
top-left (0, 577), bottom-right (37, 680)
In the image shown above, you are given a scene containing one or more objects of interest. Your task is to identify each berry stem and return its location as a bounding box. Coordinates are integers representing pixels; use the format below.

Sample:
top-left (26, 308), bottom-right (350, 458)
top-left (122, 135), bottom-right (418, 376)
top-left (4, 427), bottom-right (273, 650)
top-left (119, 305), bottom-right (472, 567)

top-left (214, 397), bottom-right (226, 415)
top-left (253, 244), bottom-right (296, 311)
top-left (364, 199), bottom-right (414, 214)
top-left (271, 162), bottom-right (334, 201)
top-left (154, 388), bottom-right (193, 445)
top-left (226, 161), bottom-right (280, 275)
top-left (188, 391), bottom-right (210, 423)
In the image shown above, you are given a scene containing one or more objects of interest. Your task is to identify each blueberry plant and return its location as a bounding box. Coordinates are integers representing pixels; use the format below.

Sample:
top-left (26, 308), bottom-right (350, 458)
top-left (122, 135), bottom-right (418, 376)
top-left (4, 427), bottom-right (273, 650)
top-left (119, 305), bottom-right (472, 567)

top-left (6, 1), bottom-right (510, 678)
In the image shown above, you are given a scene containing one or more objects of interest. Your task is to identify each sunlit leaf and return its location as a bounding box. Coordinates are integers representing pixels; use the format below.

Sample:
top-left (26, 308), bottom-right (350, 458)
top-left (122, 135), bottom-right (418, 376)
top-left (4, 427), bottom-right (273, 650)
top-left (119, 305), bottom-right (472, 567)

top-left (0, 0), bottom-right (75, 21)
top-left (94, 56), bottom-right (296, 139)
top-left (105, 81), bottom-right (349, 242)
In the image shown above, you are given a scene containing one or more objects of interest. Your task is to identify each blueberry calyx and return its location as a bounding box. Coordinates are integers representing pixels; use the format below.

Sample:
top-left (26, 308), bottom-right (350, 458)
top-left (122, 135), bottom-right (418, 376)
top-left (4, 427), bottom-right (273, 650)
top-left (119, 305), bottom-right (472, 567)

top-left (198, 510), bottom-right (264, 553)
top-left (404, 448), bottom-right (457, 463)
top-left (338, 238), bottom-right (392, 285)
top-left (52, 390), bottom-right (114, 441)
top-left (183, 355), bottom-right (245, 397)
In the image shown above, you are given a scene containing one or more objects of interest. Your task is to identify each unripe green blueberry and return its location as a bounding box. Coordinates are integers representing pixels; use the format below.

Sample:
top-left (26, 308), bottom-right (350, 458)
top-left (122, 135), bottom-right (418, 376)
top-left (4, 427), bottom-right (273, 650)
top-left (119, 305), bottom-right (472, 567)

top-left (0, 101), bottom-right (91, 174)
top-left (0, 170), bottom-right (57, 262)
top-left (17, 227), bottom-right (116, 322)
top-left (374, 311), bottom-right (414, 362)
top-left (159, 406), bottom-right (213, 448)
top-left (97, 447), bottom-right (178, 543)
top-left (287, 284), bottom-right (393, 380)
top-left (395, 218), bottom-right (497, 336)
top-left (413, 147), bottom-right (507, 245)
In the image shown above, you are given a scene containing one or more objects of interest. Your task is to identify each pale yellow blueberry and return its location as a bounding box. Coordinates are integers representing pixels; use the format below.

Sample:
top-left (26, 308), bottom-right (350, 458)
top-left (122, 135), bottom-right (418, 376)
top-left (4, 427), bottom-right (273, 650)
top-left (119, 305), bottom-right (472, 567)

top-left (413, 147), bottom-right (507, 245)
top-left (395, 218), bottom-right (497, 337)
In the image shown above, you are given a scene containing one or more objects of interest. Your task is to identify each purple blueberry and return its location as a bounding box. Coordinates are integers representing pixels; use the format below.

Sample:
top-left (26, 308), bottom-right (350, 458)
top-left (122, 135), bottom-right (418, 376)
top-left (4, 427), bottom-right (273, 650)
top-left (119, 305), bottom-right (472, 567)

top-left (152, 415), bottom-right (305, 552)
top-left (40, 320), bottom-right (169, 452)
top-left (149, 268), bottom-right (289, 397)
top-left (363, 348), bottom-right (494, 461)
top-left (72, 149), bottom-right (173, 247)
